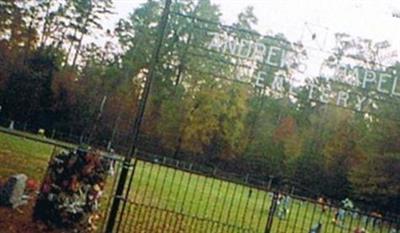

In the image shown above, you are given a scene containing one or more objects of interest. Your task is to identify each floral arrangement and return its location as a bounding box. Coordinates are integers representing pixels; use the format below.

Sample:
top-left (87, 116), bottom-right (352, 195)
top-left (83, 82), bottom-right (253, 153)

top-left (33, 147), bottom-right (111, 232)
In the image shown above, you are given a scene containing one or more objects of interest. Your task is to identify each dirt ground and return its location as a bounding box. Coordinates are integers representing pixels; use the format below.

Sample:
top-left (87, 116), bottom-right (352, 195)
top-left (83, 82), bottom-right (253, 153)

top-left (0, 196), bottom-right (63, 233)
top-left (0, 176), bottom-right (62, 233)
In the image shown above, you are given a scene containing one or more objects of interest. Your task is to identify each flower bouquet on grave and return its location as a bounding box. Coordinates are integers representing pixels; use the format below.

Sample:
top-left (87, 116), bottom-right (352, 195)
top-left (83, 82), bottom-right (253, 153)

top-left (33, 147), bottom-right (111, 232)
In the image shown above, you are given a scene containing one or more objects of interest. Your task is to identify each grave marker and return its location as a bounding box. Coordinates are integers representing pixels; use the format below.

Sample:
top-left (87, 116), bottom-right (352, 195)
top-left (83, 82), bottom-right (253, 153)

top-left (0, 174), bottom-right (28, 208)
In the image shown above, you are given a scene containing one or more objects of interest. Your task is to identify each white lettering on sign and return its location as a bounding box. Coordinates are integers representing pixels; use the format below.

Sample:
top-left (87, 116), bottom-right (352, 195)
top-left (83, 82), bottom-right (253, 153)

top-left (208, 32), bottom-right (224, 51)
top-left (336, 91), bottom-right (349, 108)
top-left (207, 32), bottom-right (400, 114)
top-left (346, 67), bottom-right (360, 87)
top-left (355, 96), bottom-right (367, 111)
top-left (391, 76), bottom-right (400, 97)
top-left (307, 88), bottom-right (372, 111)
top-left (320, 87), bottom-right (330, 104)
top-left (271, 75), bottom-right (285, 91)
top-left (252, 43), bottom-right (267, 62)
top-left (241, 39), bottom-right (254, 58)
top-left (223, 36), bottom-right (239, 55)
top-left (377, 73), bottom-right (390, 94)
top-left (362, 70), bottom-right (376, 89)
top-left (255, 71), bottom-right (267, 88)
top-left (208, 32), bottom-right (285, 65)
top-left (266, 46), bottom-right (281, 67)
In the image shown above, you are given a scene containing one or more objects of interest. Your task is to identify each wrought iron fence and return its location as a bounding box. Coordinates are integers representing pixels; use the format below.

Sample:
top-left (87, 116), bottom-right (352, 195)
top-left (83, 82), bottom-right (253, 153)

top-left (0, 0), bottom-right (399, 228)
top-left (99, 151), bottom-right (400, 233)
top-left (0, 124), bottom-right (399, 232)
top-left (99, 152), bottom-right (273, 233)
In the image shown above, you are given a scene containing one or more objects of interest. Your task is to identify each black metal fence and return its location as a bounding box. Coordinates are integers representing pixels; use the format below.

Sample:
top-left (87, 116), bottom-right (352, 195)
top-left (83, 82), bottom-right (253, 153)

top-left (0, 0), bottom-right (399, 230)
top-left (98, 3), bottom-right (400, 231)
top-left (0, 117), bottom-right (133, 152)
top-left (0, 124), bottom-right (399, 233)
top-left (98, 151), bottom-right (400, 233)
top-left (99, 152), bottom-right (273, 233)
top-left (0, 117), bottom-right (86, 145)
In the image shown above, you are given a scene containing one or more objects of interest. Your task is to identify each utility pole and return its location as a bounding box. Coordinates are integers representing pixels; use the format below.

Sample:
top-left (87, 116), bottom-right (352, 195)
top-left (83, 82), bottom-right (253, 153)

top-left (104, 0), bottom-right (172, 232)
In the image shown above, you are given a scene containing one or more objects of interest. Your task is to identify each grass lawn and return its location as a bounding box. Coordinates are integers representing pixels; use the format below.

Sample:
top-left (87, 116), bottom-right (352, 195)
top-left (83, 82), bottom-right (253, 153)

top-left (108, 160), bottom-right (395, 233)
top-left (0, 131), bottom-right (54, 181)
top-left (0, 131), bottom-right (395, 233)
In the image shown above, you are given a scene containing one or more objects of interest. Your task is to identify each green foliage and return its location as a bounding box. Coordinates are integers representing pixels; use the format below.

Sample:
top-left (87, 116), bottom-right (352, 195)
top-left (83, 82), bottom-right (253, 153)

top-left (0, 0), bottom-right (399, 214)
top-left (350, 153), bottom-right (400, 213)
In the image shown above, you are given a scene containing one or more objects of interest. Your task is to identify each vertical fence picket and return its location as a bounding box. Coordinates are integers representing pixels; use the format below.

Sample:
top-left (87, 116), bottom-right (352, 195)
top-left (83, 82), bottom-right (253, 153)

top-left (264, 192), bottom-right (278, 233)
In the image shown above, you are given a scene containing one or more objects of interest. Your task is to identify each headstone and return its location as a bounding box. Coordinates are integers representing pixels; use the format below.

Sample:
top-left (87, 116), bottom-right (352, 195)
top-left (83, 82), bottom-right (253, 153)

top-left (38, 128), bottom-right (45, 137)
top-left (0, 174), bottom-right (28, 208)
top-left (310, 222), bottom-right (322, 233)
top-left (8, 120), bottom-right (14, 130)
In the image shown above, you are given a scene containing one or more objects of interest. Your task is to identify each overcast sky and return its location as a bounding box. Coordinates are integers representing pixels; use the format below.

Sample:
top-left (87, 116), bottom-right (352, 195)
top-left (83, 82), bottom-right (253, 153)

top-left (100, 0), bottom-right (400, 77)
top-left (106, 0), bottom-right (400, 43)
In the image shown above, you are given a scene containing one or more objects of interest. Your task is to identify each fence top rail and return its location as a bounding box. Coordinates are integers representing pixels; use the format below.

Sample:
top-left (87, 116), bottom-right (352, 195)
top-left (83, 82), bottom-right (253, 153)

top-left (0, 126), bottom-right (74, 150)
top-left (2, 126), bottom-right (399, 222)
top-left (134, 151), bottom-right (269, 190)
top-left (132, 151), bottom-right (400, 223)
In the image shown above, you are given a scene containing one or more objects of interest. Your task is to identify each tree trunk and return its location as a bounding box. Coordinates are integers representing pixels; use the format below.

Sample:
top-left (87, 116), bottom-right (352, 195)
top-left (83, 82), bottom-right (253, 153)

top-left (40, 2), bottom-right (52, 47)
top-left (71, 5), bottom-right (93, 68)
top-left (71, 31), bottom-right (85, 67)
top-left (65, 28), bottom-right (78, 66)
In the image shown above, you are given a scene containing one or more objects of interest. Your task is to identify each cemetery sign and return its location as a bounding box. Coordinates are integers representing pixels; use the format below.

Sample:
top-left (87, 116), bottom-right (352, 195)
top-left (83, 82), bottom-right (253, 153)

top-left (206, 31), bottom-right (400, 113)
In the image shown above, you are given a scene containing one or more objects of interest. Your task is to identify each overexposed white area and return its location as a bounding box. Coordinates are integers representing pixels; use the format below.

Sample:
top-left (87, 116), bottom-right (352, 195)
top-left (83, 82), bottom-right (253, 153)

top-left (98, 0), bottom-right (400, 78)
top-left (106, 0), bottom-right (400, 47)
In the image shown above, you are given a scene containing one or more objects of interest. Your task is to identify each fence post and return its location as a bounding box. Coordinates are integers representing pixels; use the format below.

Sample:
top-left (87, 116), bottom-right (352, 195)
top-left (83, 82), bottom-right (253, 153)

top-left (68, 128), bottom-right (72, 141)
top-left (104, 0), bottom-right (172, 232)
top-left (264, 192), bottom-right (278, 233)
top-left (268, 176), bottom-right (273, 190)
top-left (80, 133), bottom-right (84, 144)
top-left (213, 167), bottom-right (217, 176)
top-left (51, 129), bottom-right (56, 139)
top-left (23, 122), bottom-right (27, 131)
top-left (291, 186), bottom-right (295, 195)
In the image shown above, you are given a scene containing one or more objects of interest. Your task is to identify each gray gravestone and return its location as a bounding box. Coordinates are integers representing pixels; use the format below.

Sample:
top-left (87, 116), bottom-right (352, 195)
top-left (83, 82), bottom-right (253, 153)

top-left (9, 120), bottom-right (14, 130)
top-left (0, 174), bottom-right (28, 208)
